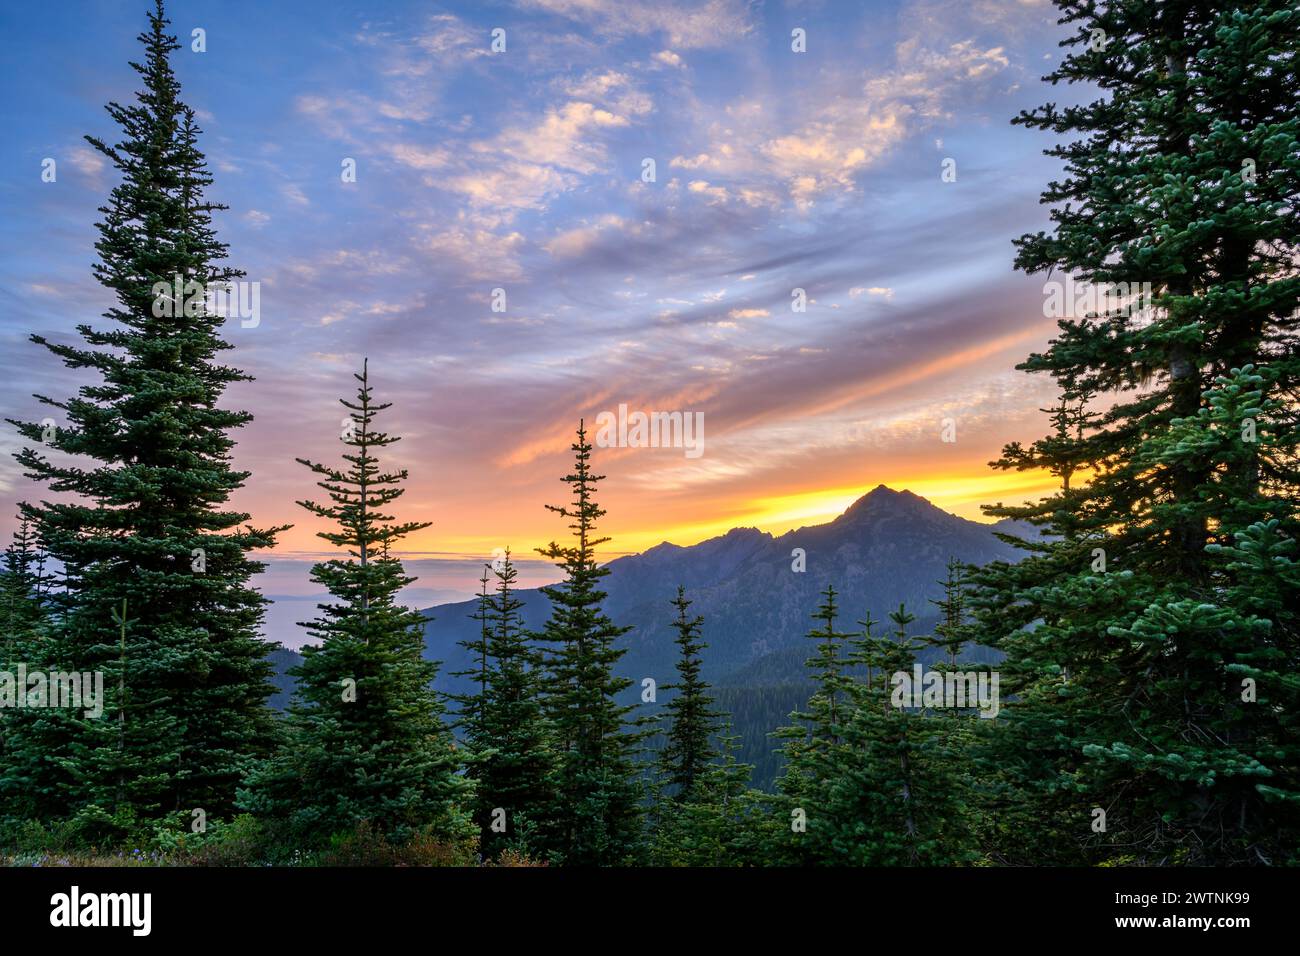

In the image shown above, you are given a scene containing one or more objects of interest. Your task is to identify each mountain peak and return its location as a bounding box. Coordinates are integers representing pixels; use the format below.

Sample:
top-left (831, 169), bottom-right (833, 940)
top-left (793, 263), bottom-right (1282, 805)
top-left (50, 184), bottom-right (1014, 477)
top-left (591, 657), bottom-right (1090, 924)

top-left (839, 485), bottom-right (939, 522)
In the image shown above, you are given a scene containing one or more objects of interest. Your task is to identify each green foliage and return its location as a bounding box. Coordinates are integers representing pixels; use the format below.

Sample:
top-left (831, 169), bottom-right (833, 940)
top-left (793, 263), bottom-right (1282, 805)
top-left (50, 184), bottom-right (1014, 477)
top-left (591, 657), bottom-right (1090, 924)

top-left (770, 585), bottom-right (853, 862)
top-left (465, 550), bottom-right (557, 860)
top-left (534, 422), bottom-right (645, 865)
top-left (647, 592), bottom-right (768, 866)
top-left (970, 0), bottom-right (1300, 865)
top-left (819, 606), bottom-right (979, 865)
top-left (311, 820), bottom-right (477, 867)
top-left (657, 587), bottom-right (726, 801)
top-left (0, 521), bottom-right (65, 825)
top-left (774, 596), bottom-right (979, 865)
top-left (650, 729), bottom-right (767, 866)
top-left (4, 0), bottom-right (284, 822)
top-left (239, 363), bottom-right (474, 848)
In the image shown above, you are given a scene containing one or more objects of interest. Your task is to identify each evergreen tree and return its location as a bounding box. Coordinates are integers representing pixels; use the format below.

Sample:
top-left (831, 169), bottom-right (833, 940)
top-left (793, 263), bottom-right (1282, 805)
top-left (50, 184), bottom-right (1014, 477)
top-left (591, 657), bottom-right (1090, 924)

top-left (0, 520), bottom-right (63, 829)
top-left (450, 568), bottom-right (492, 743)
top-left (534, 422), bottom-right (643, 865)
top-left (819, 605), bottom-right (977, 865)
top-left (930, 557), bottom-right (966, 667)
top-left (239, 362), bottom-right (473, 850)
top-left (970, 0), bottom-right (1300, 864)
top-left (474, 549), bottom-right (556, 860)
top-left (649, 591), bottom-right (763, 866)
top-left (7, 1), bottom-right (283, 827)
top-left (772, 585), bottom-right (852, 862)
top-left (657, 587), bottom-right (724, 802)
top-left (649, 726), bottom-right (765, 867)
top-left (0, 521), bottom-right (50, 671)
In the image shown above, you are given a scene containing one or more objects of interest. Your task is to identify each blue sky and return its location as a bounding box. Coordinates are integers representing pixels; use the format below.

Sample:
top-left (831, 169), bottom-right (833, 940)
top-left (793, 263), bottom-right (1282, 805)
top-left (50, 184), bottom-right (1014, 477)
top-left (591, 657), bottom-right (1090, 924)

top-left (1, 0), bottom-right (1086, 638)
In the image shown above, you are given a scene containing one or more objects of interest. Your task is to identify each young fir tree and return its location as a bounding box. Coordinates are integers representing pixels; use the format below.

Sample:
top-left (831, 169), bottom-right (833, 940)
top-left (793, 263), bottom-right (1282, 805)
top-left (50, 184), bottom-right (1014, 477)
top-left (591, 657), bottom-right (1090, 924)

top-left (473, 549), bottom-right (556, 859)
top-left (239, 362), bottom-right (473, 850)
top-left (649, 725), bottom-right (764, 867)
top-left (7, 1), bottom-right (283, 827)
top-left (649, 590), bottom-right (762, 865)
top-left (0, 521), bottom-right (50, 677)
top-left (0, 520), bottom-right (62, 829)
top-left (930, 557), bottom-right (966, 668)
top-left (450, 568), bottom-right (492, 743)
top-left (772, 585), bottom-right (852, 862)
top-left (657, 587), bottom-right (724, 802)
top-left (968, 0), bottom-right (1300, 864)
top-left (819, 605), bottom-right (977, 865)
top-left (534, 422), bottom-right (643, 865)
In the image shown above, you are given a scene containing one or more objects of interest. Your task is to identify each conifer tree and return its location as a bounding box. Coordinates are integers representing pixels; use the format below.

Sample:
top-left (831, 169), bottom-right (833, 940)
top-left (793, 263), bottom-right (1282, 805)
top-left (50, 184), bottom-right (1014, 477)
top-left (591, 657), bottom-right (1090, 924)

top-left (473, 549), bottom-right (556, 859)
top-left (0, 520), bottom-right (63, 828)
top-left (7, 0), bottom-right (283, 826)
top-left (657, 587), bottom-right (724, 802)
top-left (534, 422), bottom-right (643, 865)
top-left (772, 585), bottom-right (852, 861)
top-left (930, 557), bottom-right (967, 667)
top-left (819, 605), bottom-right (976, 865)
top-left (970, 0), bottom-right (1300, 864)
top-left (649, 726), bottom-right (764, 867)
top-left (239, 362), bottom-right (473, 850)
top-left (649, 591), bottom-right (762, 866)
top-left (0, 521), bottom-right (50, 672)
top-left (450, 568), bottom-right (492, 743)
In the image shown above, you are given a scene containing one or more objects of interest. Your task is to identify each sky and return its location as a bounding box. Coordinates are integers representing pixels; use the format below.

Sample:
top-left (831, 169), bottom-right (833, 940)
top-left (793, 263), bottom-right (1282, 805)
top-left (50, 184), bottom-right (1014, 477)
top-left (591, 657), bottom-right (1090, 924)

top-left (0, 0), bottom-right (1085, 623)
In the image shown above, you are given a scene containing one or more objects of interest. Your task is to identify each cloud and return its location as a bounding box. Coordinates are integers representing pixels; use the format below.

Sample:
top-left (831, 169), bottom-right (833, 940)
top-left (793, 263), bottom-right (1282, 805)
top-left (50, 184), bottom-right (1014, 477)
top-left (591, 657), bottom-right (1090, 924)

top-left (543, 215), bottom-right (630, 257)
top-left (521, 0), bottom-right (754, 49)
top-left (297, 13), bottom-right (491, 139)
top-left (669, 39), bottom-right (1011, 205)
top-left (416, 216), bottom-right (527, 281)
top-left (67, 145), bottom-right (105, 183)
top-left (687, 179), bottom-right (728, 203)
top-left (493, 101), bottom-right (632, 175)
top-left (389, 143), bottom-right (451, 170)
top-left (431, 94), bottom-right (646, 214)
top-left (851, 286), bottom-right (895, 299)
top-left (410, 13), bottom-right (492, 66)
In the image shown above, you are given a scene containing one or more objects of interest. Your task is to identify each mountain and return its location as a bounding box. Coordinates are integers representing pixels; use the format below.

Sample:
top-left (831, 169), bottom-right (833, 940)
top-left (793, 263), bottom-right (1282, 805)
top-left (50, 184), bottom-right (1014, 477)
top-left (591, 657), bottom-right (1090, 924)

top-left (268, 486), bottom-right (1031, 788)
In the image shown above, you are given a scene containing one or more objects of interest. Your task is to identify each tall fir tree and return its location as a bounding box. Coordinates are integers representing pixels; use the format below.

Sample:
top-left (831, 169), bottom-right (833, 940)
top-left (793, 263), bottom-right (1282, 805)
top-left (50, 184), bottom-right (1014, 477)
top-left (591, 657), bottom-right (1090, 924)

top-left (472, 549), bottom-right (556, 859)
top-left (534, 421), bottom-right (644, 865)
top-left (968, 0), bottom-right (1300, 864)
top-left (657, 587), bottom-right (724, 802)
top-left (7, 1), bottom-right (283, 828)
top-left (650, 590), bottom-right (762, 866)
top-left (239, 362), bottom-right (473, 850)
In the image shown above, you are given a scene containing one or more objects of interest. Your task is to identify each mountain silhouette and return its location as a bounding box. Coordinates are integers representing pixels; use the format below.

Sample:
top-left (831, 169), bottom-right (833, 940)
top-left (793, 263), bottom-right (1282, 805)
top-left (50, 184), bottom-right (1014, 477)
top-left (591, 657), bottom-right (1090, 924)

top-left (271, 486), bottom-right (1031, 787)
